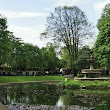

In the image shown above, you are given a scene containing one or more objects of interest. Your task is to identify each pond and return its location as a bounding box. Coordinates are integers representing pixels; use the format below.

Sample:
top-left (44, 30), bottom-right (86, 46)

top-left (0, 82), bottom-right (110, 110)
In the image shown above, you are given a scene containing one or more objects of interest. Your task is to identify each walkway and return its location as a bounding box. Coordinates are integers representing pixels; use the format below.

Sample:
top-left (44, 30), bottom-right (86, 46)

top-left (0, 103), bottom-right (8, 110)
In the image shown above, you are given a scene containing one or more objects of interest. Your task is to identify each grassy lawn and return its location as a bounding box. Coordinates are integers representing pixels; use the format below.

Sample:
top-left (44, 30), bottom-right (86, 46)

top-left (0, 76), bottom-right (65, 84)
top-left (60, 79), bottom-right (110, 89)
top-left (0, 76), bottom-right (110, 89)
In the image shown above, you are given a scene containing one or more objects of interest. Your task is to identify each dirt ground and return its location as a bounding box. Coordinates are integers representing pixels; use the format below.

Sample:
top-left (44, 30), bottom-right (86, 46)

top-left (0, 103), bottom-right (8, 110)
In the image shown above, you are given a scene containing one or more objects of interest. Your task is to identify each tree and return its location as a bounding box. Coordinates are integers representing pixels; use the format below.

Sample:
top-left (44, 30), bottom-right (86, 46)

top-left (60, 47), bottom-right (71, 67)
top-left (0, 14), bottom-right (13, 67)
top-left (41, 6), bottom-right (92, 68)
top-left (23, 43), bottom-right (41, 70)
top-left (94, 4), bottom-right (110, 69)
top-left (10, 42), bottom-right (41, 71)
top-left (60, 45), bottom-right (91, 70)
top-left (9, 37), bottom-right (24, 70)
top-left (76, 45), bottom-right (91, 70)
top-left (40, 43), bottom-right (60, 70)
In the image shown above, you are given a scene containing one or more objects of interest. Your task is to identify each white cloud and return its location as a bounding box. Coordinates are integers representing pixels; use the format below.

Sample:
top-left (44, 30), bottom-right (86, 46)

top-left (55, 0), bottom-right (88, 6)
top-left (94, 0), bottom-right (110, 12)
top-left (0, 9), bottom-right (49, 48)
top-left (8, 25), bottom-right (47, 48)
top-left (0, 9), bottom-right (48, 19)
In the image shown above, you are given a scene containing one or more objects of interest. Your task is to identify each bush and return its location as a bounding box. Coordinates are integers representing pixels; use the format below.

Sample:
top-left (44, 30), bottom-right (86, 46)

top-left (77, 74), bottom-right (84, 78)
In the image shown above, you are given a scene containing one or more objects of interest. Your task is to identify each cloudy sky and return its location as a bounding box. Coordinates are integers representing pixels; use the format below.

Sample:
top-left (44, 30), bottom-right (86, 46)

top-left (0, 0), bottom-right (109, 48)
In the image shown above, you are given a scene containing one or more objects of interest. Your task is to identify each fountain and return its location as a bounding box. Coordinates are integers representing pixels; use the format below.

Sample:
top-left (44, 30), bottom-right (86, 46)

top-left (82, 51), bottom-right (102, 78)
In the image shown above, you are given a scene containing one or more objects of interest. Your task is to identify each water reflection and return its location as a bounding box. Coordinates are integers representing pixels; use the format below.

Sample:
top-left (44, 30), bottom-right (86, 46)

top-left (0, 83), bottom-right (110, 110)
top-left (95, 98), bottom-right (110, 110)
top-left (56, 97), bottom-right (64, 108)
top-left (0, 83), bottom-right (59, 105)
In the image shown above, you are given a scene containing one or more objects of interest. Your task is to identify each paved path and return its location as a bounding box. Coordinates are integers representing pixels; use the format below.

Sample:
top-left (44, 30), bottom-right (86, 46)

top-left (0, 103), bottom-right (8, 110)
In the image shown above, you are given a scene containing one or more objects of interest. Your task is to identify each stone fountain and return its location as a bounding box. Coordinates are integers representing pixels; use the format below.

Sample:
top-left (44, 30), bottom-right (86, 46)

top-left (82, 51), bottom-right (102, 78)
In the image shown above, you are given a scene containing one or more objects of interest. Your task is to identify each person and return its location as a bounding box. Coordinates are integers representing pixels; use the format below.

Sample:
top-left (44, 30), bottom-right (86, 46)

top-left (60, 68), bottom-right (64, 75)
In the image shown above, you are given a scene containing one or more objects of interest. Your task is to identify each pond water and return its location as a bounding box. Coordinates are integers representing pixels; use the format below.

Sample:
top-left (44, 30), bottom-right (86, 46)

top-left (0, 82), bottom-right (110, 110)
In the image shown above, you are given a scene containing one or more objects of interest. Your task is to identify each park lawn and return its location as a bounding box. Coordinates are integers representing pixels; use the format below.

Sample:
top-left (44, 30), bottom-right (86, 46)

top-left (60, 79), bottom-right (110, 89)
top-left (0, 76), bottom-right (110, 89)
top-left (0, 76), bottom-right (65, 84)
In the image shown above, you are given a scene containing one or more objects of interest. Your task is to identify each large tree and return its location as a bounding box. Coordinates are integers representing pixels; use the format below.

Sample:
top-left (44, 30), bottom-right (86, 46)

top-left (10, 41), bottom-right (42, 71)
top-left (60, 45), bottom-right (91, 70)
top-left (0, 14), bottom-right (13, 66)
top-left (23, 43), bottom-right (41, 70)
top-left (41, 6), bottom-right (92, 68)
top-left (8, 37), bottom-right (24, 70)
top-left (76, 45), bottom-right (91, 70)
top-left (94, 4), bottom-right (110, 69)
top-left (40, 43), bottom-right (60, 70)
top-left (60, 47), bottom-right (71, 67)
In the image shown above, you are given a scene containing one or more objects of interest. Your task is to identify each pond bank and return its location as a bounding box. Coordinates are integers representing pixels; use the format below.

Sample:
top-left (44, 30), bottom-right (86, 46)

top-left (59, 78), bottom-right (110, 89)
top-left (0, 80), bottom-right (62, 86)
top-left (1, 76), bottom-right (110, 89)
top-left (6, 104), bottom-right (93, 110)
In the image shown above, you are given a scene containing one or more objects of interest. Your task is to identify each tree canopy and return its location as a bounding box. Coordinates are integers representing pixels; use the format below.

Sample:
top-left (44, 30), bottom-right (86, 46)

top-left (60, 45), bottom-right (91, 70)
top-left (0, 15), bottom-right (13, 66)
top-left (40, 43), bottom-right (60, 70)
top-left (41, 6), bottom-right (93, 68)
top-left (0, 14), bottom-right (60, 71)
top-left (94, 3), bottom-right (110, 69)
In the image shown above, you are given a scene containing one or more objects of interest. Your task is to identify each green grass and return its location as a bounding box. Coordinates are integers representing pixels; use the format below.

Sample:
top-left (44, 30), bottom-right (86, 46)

top-left (0, 76), bottom-right (65, 84)
top-left (1, 76), bottom-right (110, 89)
top-left (60, 79), bottom-right (110, 89)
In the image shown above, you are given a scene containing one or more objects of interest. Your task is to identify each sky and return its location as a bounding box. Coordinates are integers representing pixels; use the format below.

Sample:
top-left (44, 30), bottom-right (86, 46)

top-left (0, 0), bottom-right (109, 48)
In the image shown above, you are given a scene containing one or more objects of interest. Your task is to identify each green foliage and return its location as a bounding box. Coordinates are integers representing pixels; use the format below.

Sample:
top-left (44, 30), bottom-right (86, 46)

top-left (95, 100), bottom-right (110, 110)
top-left (40, 43), bottom-right (60, 70)
top-left (0, 14), bottom-right (60, 71)
top-left (94, 4), bottom-right (110, 69)
top-left (76, 45), bottom-right (91, 70)
top-left (22, 43), bottom-right (41, 69)
top-left (61, 79), bottom-right (80, 89)
top-left (61, 79), bottom-right (110, 89)
top-left (59, 59), bottom-right (67, 68)
top-left (60, 47), bottom-right (71, 67)
top-left (41, 6), bottom-right (92, 68)
top-left (60, 45), bottom-right (91, 70)
top-left (9, 38), bottom-right (24, 69)
top-left (0, 9), bottom-right (93, 72)
top-left (77, 74), bottom-right (84, 78)
top-left (0, 15), bottom-right (13, 66)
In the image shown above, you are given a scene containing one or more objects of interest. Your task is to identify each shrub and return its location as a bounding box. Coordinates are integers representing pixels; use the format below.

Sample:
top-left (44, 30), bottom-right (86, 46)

top-left (77, 74), bottom-right (84, 78)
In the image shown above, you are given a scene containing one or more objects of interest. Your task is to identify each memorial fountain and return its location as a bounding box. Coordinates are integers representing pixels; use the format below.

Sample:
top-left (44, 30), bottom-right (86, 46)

top-left (82, 51), bottom-right (102, 78)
